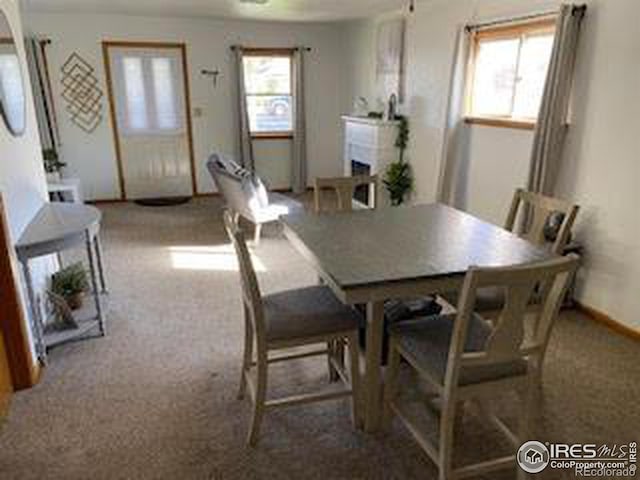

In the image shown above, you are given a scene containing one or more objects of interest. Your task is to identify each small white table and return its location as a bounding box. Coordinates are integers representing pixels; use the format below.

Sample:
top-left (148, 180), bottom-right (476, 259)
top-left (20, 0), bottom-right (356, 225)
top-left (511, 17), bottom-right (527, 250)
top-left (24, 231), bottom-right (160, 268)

top-left (47, 178), bottom-right (83, 204)
top-left (15, 202), bottom-right (108, 363)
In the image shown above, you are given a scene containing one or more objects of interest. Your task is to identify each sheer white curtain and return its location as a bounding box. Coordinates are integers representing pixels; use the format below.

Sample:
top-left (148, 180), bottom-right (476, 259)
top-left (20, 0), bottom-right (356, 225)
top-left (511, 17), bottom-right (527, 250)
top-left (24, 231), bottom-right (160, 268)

top-left (233, 46), bottom-right (255, 171)
top-left (111, 49), bottom-right (184, 136)
top-left (291, 47), bottom-right (307, 194)
top-left (437, 26), bottom-right (472, 205)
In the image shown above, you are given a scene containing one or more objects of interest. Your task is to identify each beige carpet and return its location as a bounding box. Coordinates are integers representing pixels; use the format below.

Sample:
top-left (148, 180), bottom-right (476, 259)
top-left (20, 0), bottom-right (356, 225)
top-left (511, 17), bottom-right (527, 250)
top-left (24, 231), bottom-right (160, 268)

top-left (0, 197), bottom-right (638, 480)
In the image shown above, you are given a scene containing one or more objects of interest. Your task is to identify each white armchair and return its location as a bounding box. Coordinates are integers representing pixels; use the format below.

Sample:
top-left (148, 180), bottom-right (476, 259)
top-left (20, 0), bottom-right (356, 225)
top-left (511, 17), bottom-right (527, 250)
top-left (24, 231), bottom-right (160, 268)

top-left (206, 153), bottom-right (303, 244)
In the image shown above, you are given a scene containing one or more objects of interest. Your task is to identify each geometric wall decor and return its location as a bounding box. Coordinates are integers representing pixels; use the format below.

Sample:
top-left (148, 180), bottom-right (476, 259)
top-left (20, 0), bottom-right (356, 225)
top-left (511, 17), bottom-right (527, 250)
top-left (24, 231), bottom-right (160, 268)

top-left (60, 53), bottom-right (103, 133)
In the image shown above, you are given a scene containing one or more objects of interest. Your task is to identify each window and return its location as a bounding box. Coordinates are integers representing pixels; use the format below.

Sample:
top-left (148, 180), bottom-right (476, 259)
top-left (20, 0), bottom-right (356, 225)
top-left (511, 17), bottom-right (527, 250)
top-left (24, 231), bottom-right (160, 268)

top-left (118, 53), bottom-right (183, 135)
top-left (465, 19), bottom-right (556, 129)
top-left (243, 51), bottom-right (293, 137)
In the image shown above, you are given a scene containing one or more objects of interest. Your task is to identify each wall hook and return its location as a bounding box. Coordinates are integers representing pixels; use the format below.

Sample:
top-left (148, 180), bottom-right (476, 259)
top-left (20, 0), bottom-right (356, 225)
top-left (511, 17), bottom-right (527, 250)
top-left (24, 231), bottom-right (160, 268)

top-left (201, 69), bottom-right (221, 88)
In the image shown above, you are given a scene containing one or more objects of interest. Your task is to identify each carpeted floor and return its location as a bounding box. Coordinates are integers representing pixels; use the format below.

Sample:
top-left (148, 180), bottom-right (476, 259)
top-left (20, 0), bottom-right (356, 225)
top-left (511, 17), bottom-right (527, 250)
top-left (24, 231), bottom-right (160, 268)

top-left (0, 197), bottom-right (638, 480)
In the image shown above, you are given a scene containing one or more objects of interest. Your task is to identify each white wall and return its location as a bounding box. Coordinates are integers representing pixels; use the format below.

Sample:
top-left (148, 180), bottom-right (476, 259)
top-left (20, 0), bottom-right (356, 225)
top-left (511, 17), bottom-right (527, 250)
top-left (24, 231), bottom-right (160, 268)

top-left (0, 0), bottom-right (49, 360)
top-left (24, 12), bottom-right (349, 199)
top-left (343, 0), bottom-right (640, 330)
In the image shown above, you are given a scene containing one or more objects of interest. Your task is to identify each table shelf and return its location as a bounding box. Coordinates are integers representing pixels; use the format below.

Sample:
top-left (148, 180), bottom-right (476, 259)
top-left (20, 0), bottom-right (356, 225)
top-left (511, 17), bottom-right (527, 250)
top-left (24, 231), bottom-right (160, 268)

top-left (44, 293), bottom-right (108, 348)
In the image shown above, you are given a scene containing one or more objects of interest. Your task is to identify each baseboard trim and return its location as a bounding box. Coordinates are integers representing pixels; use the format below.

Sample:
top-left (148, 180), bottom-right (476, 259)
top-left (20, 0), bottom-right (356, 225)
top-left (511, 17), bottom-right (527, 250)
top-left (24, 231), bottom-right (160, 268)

top-left (576, 303), bottom-right (640, 341)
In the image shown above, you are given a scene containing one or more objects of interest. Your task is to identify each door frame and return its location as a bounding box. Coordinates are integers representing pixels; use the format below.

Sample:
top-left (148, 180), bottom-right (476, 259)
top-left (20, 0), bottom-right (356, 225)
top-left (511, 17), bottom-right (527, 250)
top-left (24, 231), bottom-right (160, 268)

top-left (0, 192), bottom-right (41, 396)
top-left (102, 41), bottom-right (198, 200)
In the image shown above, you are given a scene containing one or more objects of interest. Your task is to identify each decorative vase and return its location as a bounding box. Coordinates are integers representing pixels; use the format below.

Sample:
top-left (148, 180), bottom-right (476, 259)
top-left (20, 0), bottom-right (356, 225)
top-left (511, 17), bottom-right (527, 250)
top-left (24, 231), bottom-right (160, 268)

top-left (65, 292), bottom-right (84, 311)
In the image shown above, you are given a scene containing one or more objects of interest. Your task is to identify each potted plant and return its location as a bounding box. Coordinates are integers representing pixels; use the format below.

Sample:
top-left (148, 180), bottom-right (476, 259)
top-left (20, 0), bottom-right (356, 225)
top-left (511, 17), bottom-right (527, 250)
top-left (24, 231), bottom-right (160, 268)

top-left (51, 263), bottom-right (89, 310)
top-left (43, 148), bottom-right (66, 182)
top-left (383, 116), bottom-right (413, 206)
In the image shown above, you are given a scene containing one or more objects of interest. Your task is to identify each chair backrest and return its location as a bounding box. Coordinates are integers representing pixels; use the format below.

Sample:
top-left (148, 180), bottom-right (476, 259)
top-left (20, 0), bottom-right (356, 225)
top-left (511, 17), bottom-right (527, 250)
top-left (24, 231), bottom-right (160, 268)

top-left (207, 153), bottom-right (268, 221)
top-left (313, 175), bottom-right (378, 213)
top-left (504, 188), bottom-right (579, 254)
top-left (446, 255), bottom-right (579, 389)
top-left (223, 210), bottom-right (266, 349)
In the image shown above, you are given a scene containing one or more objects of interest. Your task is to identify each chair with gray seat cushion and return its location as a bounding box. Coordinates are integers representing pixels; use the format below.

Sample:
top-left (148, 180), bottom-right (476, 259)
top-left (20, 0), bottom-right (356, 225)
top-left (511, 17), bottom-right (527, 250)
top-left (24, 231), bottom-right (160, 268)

top-left (442, 188), bottom-right (580, 312)
top-left (224, 211), bottom-right (362, 445)
top-left (383, 255), bottom-right (579, 480)
top-left (207, 153), bottom-right (303, 244)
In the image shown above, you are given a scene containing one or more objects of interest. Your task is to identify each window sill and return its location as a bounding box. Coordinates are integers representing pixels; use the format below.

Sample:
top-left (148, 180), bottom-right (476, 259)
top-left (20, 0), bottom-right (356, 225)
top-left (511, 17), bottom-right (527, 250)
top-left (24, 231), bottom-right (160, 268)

top-left (250, 132), bottom-right (293, 140)
top-left (464, 116), bottom-right (536, 131)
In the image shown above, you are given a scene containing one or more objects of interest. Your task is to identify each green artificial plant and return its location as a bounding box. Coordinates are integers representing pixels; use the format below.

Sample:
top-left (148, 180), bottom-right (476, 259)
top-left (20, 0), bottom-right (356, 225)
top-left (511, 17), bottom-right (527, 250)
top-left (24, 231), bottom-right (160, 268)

top-left (43, 148), bottom-right (66, 174)
top-left (383, 116), bottom-right (413, 206)
top-left (51, 263), bottom-right (89, 301)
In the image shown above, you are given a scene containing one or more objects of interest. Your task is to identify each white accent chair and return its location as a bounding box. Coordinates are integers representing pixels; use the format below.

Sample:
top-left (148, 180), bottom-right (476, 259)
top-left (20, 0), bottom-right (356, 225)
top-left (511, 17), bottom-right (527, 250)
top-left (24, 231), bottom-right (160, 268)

top-left (224, 211), bottom-right (362, 445)
top-left (383, 255), bottom-right (579, 480)
top-left (207, 153), bottom-right (303, 244)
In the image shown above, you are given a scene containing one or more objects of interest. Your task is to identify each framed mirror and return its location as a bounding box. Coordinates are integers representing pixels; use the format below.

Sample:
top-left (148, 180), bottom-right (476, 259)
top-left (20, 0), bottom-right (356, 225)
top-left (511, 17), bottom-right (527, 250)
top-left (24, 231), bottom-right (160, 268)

top-left (0, 9), bottom-right (25, 136)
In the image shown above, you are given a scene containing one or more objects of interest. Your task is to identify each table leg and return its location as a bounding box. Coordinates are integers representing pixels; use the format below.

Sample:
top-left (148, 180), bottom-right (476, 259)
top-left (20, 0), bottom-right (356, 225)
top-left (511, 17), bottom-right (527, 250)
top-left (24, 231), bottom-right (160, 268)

top-left (86, 231), bottom-right (105, 336)
top-left (21, 260), bottom-right (46, 364)
top-left (93, 234), bottom-right (108, 294)
top-left (364, 301), bottom-right (385, 432)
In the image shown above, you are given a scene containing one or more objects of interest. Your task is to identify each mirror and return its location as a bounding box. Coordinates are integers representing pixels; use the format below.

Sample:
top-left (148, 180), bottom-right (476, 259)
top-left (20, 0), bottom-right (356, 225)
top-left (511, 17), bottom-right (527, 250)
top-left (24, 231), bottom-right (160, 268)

top-left (0, 9), bottom-right (25, 136)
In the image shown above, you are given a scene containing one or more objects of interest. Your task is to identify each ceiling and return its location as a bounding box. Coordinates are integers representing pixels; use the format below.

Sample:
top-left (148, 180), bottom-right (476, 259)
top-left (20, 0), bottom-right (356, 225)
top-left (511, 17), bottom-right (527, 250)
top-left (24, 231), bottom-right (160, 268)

top-left (22, 0), bottom-right (415, 22)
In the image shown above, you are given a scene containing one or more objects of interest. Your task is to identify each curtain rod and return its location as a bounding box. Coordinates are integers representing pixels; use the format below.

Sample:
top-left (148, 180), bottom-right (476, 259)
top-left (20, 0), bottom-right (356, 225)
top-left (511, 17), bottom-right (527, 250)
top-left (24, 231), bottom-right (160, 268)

top-left (466, 5), bottom-right (586, 31)
top-left (229, 45), bottom-right (311, 52)
top-left (466, 9), bottom-right (557, 32)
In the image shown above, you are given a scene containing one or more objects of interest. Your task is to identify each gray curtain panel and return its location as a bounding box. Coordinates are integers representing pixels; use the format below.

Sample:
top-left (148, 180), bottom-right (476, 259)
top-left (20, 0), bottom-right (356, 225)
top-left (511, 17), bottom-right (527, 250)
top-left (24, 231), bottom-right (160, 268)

top-left (291, 48), bottom-right (307, 194)
top-left (436, 26), bottom-right (472, 206)
top-left (25, 37), bottom-right (59, 150)
top-left (528, 4), bottom-right (586, 196)
top-left (233, 47), bottom-right (255, 171)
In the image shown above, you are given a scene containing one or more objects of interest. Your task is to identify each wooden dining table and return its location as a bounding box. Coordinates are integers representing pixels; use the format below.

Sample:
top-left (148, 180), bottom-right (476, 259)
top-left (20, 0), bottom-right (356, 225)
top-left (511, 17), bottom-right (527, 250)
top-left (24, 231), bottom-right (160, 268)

top-left (281, 203), bottom-right (553, 432)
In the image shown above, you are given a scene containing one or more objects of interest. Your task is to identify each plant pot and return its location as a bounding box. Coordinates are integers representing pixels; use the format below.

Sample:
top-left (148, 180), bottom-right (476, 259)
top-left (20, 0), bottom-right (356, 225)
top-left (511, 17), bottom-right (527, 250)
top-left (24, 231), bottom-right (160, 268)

top-left (46, 171), bottom-right (61, 183)
top-left (65, 292), bottom-right (84, 311)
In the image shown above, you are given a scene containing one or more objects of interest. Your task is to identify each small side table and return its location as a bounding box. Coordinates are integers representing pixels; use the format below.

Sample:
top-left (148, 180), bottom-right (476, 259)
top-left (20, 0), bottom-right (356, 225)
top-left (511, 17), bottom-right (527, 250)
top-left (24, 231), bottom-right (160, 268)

top-left (47, 178), bottom-right (83, 204)
top-left (15, 203), bottom-right (108, 363)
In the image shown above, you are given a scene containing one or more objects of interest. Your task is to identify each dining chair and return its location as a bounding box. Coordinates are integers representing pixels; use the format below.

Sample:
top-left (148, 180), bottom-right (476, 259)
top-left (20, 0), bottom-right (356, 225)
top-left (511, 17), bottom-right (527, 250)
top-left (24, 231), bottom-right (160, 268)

top-left (383, 255), bottom-right (579, 480)
top-left (313, 175), bottom-right (378, 213)
top-left (505, 188), bottom-right (580, 255)
top-left (443, 189), bottom-right (580, 312)
top-left (313, 175), bottom-right (377, 378)
top-left (224, 211), bottom-right (362, 445)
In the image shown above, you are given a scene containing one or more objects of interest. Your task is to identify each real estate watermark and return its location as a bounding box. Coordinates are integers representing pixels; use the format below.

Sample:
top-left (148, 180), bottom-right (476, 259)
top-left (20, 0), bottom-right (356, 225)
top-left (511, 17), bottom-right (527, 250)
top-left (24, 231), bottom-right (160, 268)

top-left (517, 441), bottom-right (637, 477)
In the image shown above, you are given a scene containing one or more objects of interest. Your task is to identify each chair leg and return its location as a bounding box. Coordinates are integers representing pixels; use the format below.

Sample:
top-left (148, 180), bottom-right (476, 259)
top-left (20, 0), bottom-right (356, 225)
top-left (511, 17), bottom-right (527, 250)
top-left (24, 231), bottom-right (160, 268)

top-left (347, 332), bottom-right (362, 429)
top-left (327, 340), bottom-right (339, 382)
top-left (438, 396), bottom-right (457, 480)
top-left (254, 223), bottom-right (262, 246)
top-left (335, 338), bottom-right (345, 376)
top-left (238, 309), bottom-right (253, 400)
top-left (247, 353), bottom-right (268, 446)
top-left (382, 337), bottom-right (401, 432)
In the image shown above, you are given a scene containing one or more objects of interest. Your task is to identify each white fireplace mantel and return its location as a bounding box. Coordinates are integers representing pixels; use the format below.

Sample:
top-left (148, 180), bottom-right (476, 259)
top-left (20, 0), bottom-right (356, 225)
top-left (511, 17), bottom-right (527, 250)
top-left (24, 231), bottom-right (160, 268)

top-left (342, 115), bottom-right (401, 206)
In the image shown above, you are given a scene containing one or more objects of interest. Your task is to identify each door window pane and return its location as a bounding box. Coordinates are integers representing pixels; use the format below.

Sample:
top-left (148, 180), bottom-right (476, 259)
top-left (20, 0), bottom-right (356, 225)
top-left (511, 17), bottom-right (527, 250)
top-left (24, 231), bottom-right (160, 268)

top-left (122, 57), bottom-right (148, 131)
top-left (152, 57), bottom-right (179, 130)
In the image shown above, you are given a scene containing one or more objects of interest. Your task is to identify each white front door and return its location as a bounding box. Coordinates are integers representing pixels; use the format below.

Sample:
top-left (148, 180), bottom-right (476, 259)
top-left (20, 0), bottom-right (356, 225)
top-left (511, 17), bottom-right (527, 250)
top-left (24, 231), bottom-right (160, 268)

top-left (107, 45), bottom-right (194, 199)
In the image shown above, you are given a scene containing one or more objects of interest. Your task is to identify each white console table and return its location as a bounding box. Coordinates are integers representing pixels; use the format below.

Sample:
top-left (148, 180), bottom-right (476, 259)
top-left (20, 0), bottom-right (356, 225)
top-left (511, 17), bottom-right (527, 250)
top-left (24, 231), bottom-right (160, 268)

top-left (342, 116), bottom-right (400, 207)
top-left (15, 202), bottom-right (108, 363)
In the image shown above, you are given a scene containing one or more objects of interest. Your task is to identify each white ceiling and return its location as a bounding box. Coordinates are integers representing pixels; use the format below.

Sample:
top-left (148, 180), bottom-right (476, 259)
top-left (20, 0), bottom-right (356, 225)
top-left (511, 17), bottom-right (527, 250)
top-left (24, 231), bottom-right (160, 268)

top-left (22, 0), bottom-right (414, 22)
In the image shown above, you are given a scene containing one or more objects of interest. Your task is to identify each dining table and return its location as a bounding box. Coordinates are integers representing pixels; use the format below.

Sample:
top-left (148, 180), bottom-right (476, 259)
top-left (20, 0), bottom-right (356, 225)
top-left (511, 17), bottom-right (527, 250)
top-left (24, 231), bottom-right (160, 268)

top-left (281, 202), bottom-right (553, 432)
